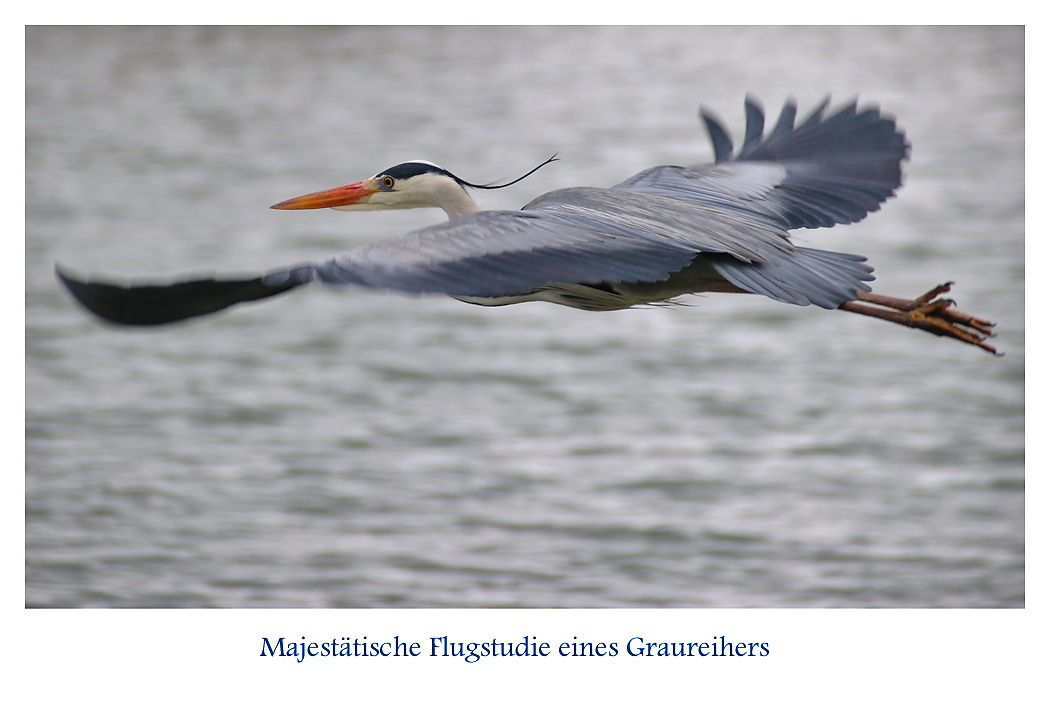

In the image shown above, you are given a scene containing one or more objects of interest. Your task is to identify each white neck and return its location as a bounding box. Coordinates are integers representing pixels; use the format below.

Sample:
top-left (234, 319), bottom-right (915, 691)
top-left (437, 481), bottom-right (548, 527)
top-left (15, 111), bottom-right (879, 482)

top-left (426, 175), bottom-right (480, 220)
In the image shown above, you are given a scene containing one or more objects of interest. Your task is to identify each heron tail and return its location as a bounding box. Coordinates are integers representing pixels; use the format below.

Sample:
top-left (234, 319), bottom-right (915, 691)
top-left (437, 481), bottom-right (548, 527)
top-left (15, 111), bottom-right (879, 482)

top-left (707, 246), bottom-right (874, 309)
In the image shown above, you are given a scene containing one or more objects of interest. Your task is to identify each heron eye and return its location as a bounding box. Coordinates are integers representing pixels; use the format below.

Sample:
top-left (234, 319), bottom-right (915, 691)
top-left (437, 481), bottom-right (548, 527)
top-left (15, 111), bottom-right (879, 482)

top-left (381, 176), bottom-right (395, 189)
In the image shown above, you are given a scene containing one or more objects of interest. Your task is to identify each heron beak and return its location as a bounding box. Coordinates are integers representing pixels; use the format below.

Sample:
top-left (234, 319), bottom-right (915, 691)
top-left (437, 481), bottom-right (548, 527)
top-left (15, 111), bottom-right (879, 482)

top-left (270, 178), bottom-right (380, 210)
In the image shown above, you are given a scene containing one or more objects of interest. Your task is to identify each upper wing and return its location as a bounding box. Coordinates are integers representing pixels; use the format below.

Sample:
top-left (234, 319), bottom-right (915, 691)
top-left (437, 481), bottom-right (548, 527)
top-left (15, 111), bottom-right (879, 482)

top-left (615, 96), bottom-right (909, 230)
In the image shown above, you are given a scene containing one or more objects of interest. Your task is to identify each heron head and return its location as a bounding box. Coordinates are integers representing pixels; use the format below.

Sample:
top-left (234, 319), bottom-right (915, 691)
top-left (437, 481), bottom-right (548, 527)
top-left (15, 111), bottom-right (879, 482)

top-left (270, 156), bottom-right (558, 220)
top-left (269, 161), bottom-right (463, 213)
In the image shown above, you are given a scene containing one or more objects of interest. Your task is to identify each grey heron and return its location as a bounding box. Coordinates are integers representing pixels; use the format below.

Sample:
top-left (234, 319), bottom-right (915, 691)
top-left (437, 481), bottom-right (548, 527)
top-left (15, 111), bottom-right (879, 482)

top-left (56, 96), bottom-right (997, 354)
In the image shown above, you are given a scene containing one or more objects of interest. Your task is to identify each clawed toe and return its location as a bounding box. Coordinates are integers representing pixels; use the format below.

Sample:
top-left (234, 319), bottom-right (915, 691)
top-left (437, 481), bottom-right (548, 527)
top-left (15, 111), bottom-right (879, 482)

top-left (842, 283), bottom-right (999, 355)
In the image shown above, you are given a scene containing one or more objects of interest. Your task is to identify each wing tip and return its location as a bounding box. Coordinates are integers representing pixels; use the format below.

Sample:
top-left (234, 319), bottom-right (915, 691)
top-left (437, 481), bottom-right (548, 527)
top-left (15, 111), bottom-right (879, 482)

top-left (55, 263), bottom-right (307, 326)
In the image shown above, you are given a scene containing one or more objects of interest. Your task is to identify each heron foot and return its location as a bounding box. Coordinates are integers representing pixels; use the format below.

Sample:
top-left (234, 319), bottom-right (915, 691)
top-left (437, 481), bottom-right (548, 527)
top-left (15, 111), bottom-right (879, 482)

top-left (840, 283), bottom-right (999, 355)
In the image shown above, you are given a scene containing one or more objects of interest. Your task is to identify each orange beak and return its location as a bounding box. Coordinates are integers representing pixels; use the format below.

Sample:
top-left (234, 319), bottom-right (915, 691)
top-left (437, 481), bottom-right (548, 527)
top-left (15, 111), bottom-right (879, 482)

top-left (270, 178), bottom-right (380, 210)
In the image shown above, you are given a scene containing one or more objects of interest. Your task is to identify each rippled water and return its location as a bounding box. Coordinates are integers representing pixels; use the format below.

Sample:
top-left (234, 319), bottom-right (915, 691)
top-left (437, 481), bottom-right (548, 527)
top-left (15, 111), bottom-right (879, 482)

top-left (26, 26), bottom-right (1024, 607)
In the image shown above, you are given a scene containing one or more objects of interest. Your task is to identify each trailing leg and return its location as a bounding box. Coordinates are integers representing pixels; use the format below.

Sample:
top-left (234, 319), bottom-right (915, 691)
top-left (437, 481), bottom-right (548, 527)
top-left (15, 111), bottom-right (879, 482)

top-left (840, 282), bottom-right (998, 354)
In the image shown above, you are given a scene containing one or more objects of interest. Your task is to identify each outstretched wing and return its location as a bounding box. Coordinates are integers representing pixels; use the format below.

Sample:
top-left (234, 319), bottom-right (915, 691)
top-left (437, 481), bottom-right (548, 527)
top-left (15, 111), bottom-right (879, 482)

top-left (57, 192), bottom-right (791, 325)
top-left (617, 95), bottom-right (908, 230)
top-left (57, 96), bottom-right (907, 326)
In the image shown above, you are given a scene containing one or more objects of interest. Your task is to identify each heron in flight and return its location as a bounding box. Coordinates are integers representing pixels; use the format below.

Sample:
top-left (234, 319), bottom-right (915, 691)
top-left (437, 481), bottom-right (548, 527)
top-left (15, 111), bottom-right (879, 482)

top-left (56, 96), bottom-right (997, 354)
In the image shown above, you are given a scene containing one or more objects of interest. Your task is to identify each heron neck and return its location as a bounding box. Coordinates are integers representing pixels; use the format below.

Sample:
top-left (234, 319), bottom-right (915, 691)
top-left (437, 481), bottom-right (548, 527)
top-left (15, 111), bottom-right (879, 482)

top-left (434, 181), bottom-right (480, 220)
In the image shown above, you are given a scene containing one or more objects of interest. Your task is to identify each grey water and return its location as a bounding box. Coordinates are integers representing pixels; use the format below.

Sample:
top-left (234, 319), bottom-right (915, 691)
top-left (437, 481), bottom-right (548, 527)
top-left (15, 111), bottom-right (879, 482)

top-left (26, 26), bottom-right (1023, 607)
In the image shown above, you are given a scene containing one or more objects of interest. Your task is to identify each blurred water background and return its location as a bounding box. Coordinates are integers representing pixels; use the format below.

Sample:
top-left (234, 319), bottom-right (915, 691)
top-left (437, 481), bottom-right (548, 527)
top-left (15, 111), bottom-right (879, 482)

top-left (26, 26), bottom-right (1023, 607)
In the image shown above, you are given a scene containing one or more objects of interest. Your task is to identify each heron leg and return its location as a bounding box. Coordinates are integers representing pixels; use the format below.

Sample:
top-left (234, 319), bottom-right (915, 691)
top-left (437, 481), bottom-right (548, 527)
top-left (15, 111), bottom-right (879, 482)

top-left (840, 282), bottom-right (999, 355)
